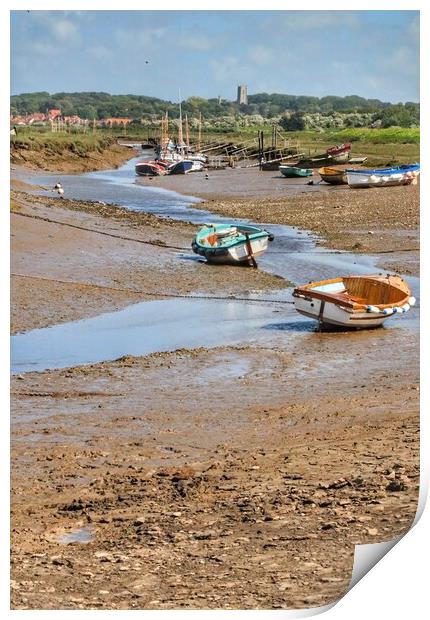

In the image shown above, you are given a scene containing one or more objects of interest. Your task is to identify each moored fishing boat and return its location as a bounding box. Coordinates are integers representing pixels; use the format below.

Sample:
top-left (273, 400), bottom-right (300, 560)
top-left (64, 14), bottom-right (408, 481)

top-left (318, 166), bottom-right (347, 185)
top-left (191, 223), bottom-right (274, 266)
top-left (326, 143), bottom-right (351, 157)
top-left (168, 159), bottom-right (205, 175)
top-left (348, 156), bottom-right (368, 165)
top-left (280, 166), bottom-right (313, 178)
top-left (135, 160), bottom-right (168, 176)
top-left (293, 274), bottom-right (414, 329)
top-left (331, 151), bottom-right (351, 163)
top-left (346, 164), bottom-right (420, 188)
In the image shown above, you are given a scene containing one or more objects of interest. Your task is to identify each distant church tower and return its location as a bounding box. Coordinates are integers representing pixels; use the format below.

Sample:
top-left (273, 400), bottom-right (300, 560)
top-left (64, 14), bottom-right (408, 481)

top-left (237, 85), bottom-right (248, 105)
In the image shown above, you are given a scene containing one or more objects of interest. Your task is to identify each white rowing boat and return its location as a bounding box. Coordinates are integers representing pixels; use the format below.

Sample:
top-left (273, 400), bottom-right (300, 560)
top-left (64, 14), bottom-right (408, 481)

top-left (293, 274), bottom-right (415, 329)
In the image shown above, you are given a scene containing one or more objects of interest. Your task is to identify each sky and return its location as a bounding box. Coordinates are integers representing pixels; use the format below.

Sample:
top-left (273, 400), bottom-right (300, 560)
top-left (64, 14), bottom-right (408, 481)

top-left (10, 9), bottom-right (420, 103)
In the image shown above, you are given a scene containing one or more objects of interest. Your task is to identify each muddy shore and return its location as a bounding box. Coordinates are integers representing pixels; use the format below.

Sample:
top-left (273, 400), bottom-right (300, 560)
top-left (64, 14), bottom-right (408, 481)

top-left (10, 159), bottom-right (419, 610)
top-left (140, 167), bottom-right (419, 276)
top-left (11, 187), bottom-right (285, 334)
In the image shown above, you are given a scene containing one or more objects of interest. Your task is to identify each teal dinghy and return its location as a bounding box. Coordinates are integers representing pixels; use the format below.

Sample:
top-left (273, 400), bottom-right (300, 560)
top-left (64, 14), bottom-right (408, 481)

top-left (280, 166), bottom-right (313, 178)
top-left (191, 223), bottom-right (274, 266)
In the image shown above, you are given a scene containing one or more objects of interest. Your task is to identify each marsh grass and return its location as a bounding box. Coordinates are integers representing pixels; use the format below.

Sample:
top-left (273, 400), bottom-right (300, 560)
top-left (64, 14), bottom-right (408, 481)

top-left (11, 125), bottom-right (419, 166)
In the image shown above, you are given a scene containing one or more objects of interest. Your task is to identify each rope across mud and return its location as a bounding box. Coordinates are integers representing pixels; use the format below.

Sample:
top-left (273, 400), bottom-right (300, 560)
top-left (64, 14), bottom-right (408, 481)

top-left (12, 210), bottom-right (418, 256)
top-left (11, 272), bottom-right (296, 305)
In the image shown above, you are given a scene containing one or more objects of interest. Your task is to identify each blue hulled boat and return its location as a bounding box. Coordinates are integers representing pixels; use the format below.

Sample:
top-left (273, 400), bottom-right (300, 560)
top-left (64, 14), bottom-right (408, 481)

top-left (191, 223), bottom-right (274, 266)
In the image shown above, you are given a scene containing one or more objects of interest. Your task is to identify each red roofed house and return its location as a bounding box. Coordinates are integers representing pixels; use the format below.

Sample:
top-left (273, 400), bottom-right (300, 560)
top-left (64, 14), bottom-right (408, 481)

top-left (48, 108), bottom-right (62, 120)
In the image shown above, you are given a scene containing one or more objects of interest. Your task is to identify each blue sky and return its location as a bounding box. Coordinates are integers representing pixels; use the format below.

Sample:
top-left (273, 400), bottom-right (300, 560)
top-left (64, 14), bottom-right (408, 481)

top-left (10, 10), bottom-right (420, 102)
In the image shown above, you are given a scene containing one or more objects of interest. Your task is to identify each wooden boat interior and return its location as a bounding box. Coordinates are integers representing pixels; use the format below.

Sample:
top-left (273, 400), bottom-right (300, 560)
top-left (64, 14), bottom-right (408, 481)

top-left (296, 275), bottom-right (410, 309)
top-left (198, 224), bottom-right (262, 248)
top-left (319, 166), bottom-right (343, 175)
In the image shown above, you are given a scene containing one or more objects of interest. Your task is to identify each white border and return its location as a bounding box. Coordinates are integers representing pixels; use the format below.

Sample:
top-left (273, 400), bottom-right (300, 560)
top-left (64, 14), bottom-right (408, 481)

top-left (3, 2), bottom-right (427, 618)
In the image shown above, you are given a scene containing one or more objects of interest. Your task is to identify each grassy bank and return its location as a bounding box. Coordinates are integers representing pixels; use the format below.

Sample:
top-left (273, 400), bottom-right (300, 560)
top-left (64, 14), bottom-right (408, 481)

top-left (10, 125), bottom-right (420, 169)
top-left (11, 130), bottom-right (117, 157)
top-left (126, 125), bottom-right (420, 164)
top-left (10, 129), bottom-right (134, 172)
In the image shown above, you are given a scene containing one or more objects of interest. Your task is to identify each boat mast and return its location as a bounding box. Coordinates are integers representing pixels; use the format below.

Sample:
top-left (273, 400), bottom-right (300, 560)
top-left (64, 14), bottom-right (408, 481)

top-left (198, 112), bottom-right (202, 152)
top-left (185, 114), bottom-right (190, 148)
top-left (178, 89), bottom-right (184, 148)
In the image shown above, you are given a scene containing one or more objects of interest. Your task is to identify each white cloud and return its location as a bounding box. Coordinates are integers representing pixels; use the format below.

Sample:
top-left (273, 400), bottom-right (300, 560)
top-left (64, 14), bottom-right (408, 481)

top-left (50, 19), bottom-right (78, 42)
top-left (407, 14), bottom-right (420, 41)
top-left (114, 27), bottom-right (167, 49)
top-left (209, 54), bottom-right (251, 84)
top-left (27, 41), bottom-right (58, 56)
top-left (31, 12), bottom-right (80, 43)
top-left (263, 10), bottom-right (361, 34)
top-left (87, 45), bottom-right (112, 60)
top-left (248, 45), bottom-right (274, 66)
top-left (178, 33), bottom-right (214, 52)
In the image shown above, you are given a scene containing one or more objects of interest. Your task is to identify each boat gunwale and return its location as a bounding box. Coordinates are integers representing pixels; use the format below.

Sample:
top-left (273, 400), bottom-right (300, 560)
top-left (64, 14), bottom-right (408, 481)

top-left (293, 275), bottom-right (411, 311)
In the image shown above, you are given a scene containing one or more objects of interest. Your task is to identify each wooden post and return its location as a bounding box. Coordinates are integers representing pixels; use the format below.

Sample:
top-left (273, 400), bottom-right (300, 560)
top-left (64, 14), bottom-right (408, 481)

top-left (258, 131), bottom-right (261, 168)
top-left (185, 114), bottom-right (190, 148)
top-left (259, 131), bottom-right (264, 170)
top-left (198, 112), bottom-right (202, 152)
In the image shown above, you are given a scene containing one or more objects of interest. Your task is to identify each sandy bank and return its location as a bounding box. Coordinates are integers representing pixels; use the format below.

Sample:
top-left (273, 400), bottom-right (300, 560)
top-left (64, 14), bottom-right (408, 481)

top-left (11, 142), bottom-right (137, 173)
top-left (11, 342), bottom-right (419, 609)
top-left (10, 161), bottom-right (420, 610)
top-left (140, 167), bottom-right (419, 276)
top-left (11, 189), bottom-right (286, 334)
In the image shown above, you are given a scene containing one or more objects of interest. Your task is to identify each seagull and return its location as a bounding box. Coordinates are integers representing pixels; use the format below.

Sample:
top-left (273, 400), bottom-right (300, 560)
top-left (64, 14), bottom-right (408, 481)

top-left (53, 183), bottom-right (64, 197)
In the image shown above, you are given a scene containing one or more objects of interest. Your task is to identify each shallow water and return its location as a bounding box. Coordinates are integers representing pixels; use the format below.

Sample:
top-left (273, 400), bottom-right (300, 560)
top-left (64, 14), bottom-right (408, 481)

top-left (58, 526), bottom-right (94, 545)
top-left (11, 297), bottom-right (299, 373)
top-left (12, 153), bottom-right (419, 373)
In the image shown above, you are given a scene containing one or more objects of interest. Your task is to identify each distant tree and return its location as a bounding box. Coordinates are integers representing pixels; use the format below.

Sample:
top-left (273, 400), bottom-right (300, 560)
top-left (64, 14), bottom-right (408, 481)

top-left (280, 112), bottom-right (306, 131)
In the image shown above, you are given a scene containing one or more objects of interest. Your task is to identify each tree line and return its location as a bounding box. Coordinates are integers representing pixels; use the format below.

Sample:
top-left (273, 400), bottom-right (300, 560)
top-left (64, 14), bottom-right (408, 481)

top-left (10, 91), bottom-right (419, 128)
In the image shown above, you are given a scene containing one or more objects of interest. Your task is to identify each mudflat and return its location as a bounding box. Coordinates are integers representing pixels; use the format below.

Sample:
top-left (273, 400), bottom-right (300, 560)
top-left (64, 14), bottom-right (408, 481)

top-left (10, 158), bottom-right (419, 610)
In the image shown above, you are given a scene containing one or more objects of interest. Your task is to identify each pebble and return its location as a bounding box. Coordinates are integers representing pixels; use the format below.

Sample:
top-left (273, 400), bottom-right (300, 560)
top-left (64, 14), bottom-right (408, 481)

top-left (386, 481), bottom-right (407, 492)
top-left (367, 528), bottom-right (379, 536)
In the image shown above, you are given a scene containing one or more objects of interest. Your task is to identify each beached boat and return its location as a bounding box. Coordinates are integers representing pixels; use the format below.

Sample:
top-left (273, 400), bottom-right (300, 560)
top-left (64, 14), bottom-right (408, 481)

top-left (348, 157), bottom-right (368, 165)
top-left (318, 166), bottom-right (347, 185)
top-left (191, 223), bottom-right (274, 266)
top-left (326, 143), bottom-right (351, 157)
top-left (346, 164), bottom-right (420, 188)
top-left (280, 166), bottom-right (313, 178)
top-left (261, 161), bottom-right (281, 171)
top-left (293, 274), bottom-right (414, 329)
top-left (168, 159), bottom-right (205, 175)
top-left (135, 161), bottom-right (168, 176)
top-left (331, 151), bottom-right (350, 163)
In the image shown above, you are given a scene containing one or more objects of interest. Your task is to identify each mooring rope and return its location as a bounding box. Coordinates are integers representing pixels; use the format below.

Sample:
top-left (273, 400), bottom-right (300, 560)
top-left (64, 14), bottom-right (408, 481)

top-left (11, 272), bottom-right (295, 305)
top-left (11, 210), bottom-right (187, 251)
top-left (12, 210), bottom-right (418, 256)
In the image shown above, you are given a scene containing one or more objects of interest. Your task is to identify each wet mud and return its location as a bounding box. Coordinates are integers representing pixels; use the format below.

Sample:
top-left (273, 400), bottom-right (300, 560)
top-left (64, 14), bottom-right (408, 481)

top-left (10, 154), bottom-right (419, 609)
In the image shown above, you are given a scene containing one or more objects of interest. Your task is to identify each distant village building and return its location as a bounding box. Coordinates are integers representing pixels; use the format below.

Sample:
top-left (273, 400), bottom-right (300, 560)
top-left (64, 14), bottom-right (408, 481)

top-left (237, 85), bottom-right (248, 106)
top-left (101, 117), bottom-right (133, 127)
top-left (48, 108), bottom-right (62, 120)
top-left (9, 110), bottom-right (132, 129)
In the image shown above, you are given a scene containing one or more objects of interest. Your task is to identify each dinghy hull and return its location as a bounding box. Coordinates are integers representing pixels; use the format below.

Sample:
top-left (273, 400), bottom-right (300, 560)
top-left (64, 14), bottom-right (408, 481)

top-left (192, 223), bottom-right (273, 266)
top-left (293, 274), bottom-right (413, 329)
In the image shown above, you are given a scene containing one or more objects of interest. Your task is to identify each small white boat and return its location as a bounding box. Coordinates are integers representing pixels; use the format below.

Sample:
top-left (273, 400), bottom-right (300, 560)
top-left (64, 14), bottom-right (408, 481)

top-left (348, 157), bottom-right (368, 165)
top-left (192, 223), bottom-right (274, 266)
top-left (346, 164), bottom-right (420, 188)
top-left (168, 159), bottom-right (205, 174)
top-left (293, 274), bottom-right (415, 329)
